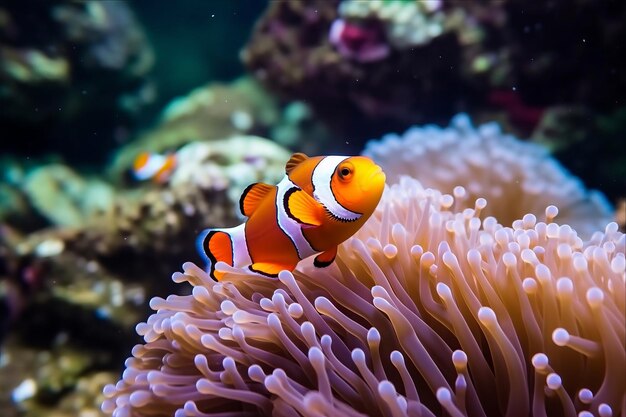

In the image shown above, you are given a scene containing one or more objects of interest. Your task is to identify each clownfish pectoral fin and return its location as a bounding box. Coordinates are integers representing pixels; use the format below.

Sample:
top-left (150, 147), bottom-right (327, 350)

top-left (249, 262), bottom-right (294, 278)
top-left (285, 152), bottom-right (309, 175)
top-left (198, 230), bottom-right (234, 281)
top-left (284, 188), bottom-right (324, 227)
top-left (240, 182), bottom-right (275, 217)
top-left (314, 246), bottom-right (337, 268)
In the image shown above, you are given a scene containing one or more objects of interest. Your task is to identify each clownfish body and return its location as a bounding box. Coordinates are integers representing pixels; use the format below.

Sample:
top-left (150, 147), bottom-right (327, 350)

top-left (132, 152), bottom-right (177, 184)
top-left (197, 153), bottom-right (386, 280)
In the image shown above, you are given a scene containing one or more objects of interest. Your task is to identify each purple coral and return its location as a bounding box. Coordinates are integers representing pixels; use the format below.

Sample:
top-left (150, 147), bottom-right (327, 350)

top-left (329, 19), bottom-right (390, 63)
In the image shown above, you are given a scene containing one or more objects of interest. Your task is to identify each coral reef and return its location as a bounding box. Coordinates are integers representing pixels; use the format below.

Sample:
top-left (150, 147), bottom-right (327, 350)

top-left (0, 181), bottom-right (36, 232)
top-left (1, 134), bottom-right (291, 416)
top-left (330, 0), bottom-right (447, 62)
top-left (110, 77), bottom-right (334, 178)
top-left (2, 4), bottom-right (624, 417)
top-left (2, 338), bottom-right (124, 417)
top-left (363, 114), bottom-right (614, 239)
top-left (13, 137), bottom-right (290, 278)
top-left (102, 177), bottom-right (625, 417)
top-left (168, 137), bottom-right (291, 207)
top-left (243, 0), bottom-right (474, 138)
top-left (243, 1), bottom-right (626, 142)
top-left (0, 235), bottom-right (141, 417)
top-left (0, 1), bottom-right (154, 163)
top-left (2, 134), bottom-right (290, 267)
top-left (532, 106), bottom-right (626, 204)
top-left (25, 136), bottom-right (290, 271)
top-left (19, 184), bottom-right (233, 276)
top-left (23, 164), bottom-right (116, 228)
top-left (0, 187), bottom-right (228, 417)
top-left (0, 159), bottom-right (116, 232)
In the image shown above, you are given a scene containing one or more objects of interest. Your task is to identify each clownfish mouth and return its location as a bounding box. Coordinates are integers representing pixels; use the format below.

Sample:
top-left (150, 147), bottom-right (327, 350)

top-left (360, 166), bottom-right (385, 192)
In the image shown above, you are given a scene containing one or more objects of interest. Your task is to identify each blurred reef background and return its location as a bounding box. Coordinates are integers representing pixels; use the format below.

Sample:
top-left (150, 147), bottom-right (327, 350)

top-left (0, 1), bottom-right (624, 416)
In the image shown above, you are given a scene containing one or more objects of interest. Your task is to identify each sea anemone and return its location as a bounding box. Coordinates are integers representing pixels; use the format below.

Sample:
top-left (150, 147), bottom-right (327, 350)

top-left (102, 178), bottom-right (625, 417)
top-left (363, 114), bottom-right (614, 239)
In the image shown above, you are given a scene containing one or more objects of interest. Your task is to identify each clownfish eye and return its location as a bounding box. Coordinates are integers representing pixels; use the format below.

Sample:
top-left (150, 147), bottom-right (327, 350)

top-left (338, 164), bottom-right (353, 181)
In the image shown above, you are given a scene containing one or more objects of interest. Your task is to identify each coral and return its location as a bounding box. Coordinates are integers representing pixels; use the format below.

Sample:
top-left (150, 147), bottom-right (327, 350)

top-left (532, 106), bottom-right (626, 204)
top-left (22, 164), bottom-right (116, 228)
top-left (0, 137), bottom-right (293, 416)
top-left (3, 132), bottom-right (290, 262)
top-left (12, 134), bottom-right (291, 283)
top-left (102, 177), bottom-right (625, 417)
top-left (0, 1), bottom-right (154, 163)
top-left (51, 2), bottom-right (152, 75)
top-left (108, 74), bottom-right (335, 178)
top-left (109, 78), bottom-right (281, 178)
top-left (0, 156), bottom-right (56, 231)
top-left (331, 0), bottom-right (446, 61)
top-left (270, 101), bottom-right (335, 152)
top-left (169, 137), bottom-right (291, 207)
top-left (0, 185), bottom-right (231, 417)
top-left (17, 182), bottom-right (234, 279)
top-left (1, 337), bottom-right (121, 417)
top-left (363, 114), bottom-right (613, 239)
top-left (0, 240), bottom-right (142, 417)
top-left (244, 1), bottom-right (626, 142)
top-left (0, 183), bottom-right (33, 230)
top-left (243, 0), bottom-right (476, 139)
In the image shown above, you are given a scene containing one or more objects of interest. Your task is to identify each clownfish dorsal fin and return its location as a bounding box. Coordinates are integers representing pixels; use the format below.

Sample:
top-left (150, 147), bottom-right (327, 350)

top-left (285, 152), bottom-right (309, 175)
top-left (240, 182), bottom-right (275, 217)
top-left (285, 188), bottom-right (323, 227)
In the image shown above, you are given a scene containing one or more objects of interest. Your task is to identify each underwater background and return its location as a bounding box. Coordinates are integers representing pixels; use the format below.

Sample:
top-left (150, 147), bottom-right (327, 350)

top-left (1, 1), bottom-right (624, 417)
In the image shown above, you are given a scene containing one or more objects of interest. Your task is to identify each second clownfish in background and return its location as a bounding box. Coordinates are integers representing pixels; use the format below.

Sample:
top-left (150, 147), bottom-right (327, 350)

top-left (197, 153), bottom-right (386, 280)
top-left (132, 152), bottom-right (177, 184)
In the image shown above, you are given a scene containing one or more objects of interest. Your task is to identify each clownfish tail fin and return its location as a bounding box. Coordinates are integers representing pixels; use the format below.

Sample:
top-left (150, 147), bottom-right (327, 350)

top-left (197, 229), bottom-right (234, 281)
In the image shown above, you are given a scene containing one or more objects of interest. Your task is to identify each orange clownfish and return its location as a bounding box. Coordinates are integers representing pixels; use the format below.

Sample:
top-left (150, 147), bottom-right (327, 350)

top-left (197, 153), bottom-right (386, 280)
top-left (132, 152), bottom-right (177, 184)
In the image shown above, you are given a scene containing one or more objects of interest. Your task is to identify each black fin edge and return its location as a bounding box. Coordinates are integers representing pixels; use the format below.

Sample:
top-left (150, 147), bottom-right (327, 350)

top-left (202, 230), bottom-right (233, 281)
top-left (248, 265), bottom-right (280, 278)
top-left (239, 182), bottom-right (258, 217)
top-left (313, 254), bottom-right (335, 268)
top-left (283, 187), bottom-right (318, 227)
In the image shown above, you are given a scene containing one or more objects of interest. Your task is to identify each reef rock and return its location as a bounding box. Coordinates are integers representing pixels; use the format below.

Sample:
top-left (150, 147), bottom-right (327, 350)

top-left (0, 1), bottom-right (155, 163)
top-left (244, 0), bottom-right (626, 143)
top-left (23, 164), bottom-right (116, 228)
top-left (0, 133), bottom-right (292, 416)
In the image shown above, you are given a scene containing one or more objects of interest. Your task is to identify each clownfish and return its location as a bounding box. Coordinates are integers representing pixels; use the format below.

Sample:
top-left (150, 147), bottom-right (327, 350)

top-left (132, 152), bottom-right (177, 184)
top-left (197, 153), bottom-right (386, 280)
